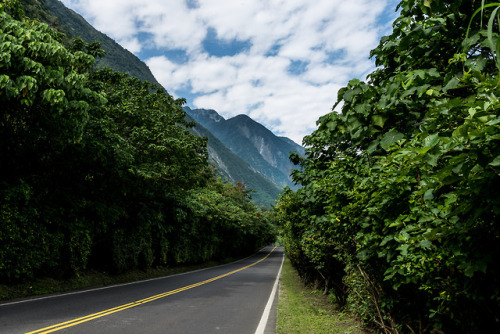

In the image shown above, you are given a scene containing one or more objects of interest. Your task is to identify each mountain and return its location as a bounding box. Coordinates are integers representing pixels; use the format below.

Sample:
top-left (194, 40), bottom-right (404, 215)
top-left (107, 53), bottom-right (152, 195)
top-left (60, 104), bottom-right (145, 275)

top-left (185, 115), bottom-right (282, 207)
top-left (184, 108), bottom-right (304, 190)
top-left (23, 0), bottom-right (159, 84)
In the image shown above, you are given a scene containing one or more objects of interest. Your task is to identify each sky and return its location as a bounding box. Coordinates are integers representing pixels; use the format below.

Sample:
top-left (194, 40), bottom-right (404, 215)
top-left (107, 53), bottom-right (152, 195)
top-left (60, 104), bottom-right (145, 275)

top-left (61, 0), bottom-right (400, 145)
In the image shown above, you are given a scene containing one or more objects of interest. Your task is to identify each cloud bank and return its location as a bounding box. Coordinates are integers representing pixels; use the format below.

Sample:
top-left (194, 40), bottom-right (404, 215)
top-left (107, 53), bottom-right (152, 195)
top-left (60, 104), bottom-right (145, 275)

top-left (62, 0), bottom-right (399, 144)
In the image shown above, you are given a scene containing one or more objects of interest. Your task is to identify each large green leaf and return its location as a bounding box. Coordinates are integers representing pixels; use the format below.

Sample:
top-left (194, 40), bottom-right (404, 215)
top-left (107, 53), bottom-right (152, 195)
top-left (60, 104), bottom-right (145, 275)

top-left (372, 114), bottom-right (388, 128)
top-left (489, 155), bottom-right (500, 166)
top-left (380, 129), bottom-right (404, 150)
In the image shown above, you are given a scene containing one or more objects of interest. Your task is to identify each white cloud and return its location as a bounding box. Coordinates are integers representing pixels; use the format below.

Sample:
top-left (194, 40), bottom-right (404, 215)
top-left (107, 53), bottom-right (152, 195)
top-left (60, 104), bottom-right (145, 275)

top-left (61, 0), bottom-right (399, 144)
top-left (62, 0), bottom-right (141, 44)
top-left (145, 56), bottom-right (187, 92)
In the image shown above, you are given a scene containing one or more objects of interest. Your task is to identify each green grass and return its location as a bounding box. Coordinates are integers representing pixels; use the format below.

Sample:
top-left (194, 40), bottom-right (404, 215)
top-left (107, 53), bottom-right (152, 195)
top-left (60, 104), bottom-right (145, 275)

top-left (277, 258), bottom-right (367, 334)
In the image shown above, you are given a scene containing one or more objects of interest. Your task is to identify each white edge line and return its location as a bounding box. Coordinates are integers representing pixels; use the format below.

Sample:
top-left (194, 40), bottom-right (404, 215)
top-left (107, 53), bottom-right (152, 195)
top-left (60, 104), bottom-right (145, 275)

top-left (0, 246), bottom-right (273, 307)
top-left (255, 252), bottom-right (285, 334)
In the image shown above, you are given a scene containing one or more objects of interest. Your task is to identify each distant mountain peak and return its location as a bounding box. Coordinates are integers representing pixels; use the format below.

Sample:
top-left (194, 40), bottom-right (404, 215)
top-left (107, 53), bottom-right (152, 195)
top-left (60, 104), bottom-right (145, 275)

top-left (231, 114), bottom-right (251, 121)
top-left (184, 107), bottom-right (304, 191)
top-left (199, 109), bottom-right (225, 123)
top-left (185, 107), bottom-right (225, 123)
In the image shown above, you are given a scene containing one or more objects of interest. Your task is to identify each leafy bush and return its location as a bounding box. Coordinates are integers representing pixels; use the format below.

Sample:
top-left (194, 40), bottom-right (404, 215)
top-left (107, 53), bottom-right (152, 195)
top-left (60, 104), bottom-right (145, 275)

top-left (276, 0), bottom-right (500, 332)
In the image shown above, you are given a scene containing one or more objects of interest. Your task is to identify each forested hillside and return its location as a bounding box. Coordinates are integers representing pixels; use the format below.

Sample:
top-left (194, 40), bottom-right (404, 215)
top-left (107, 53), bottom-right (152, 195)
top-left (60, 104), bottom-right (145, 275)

top-left (186, 114), bottom-right (282, 208)
top-left (185, 107), bottom-right (304, 190)
top-left (0, 0), bottom-right (274, 284)
top-left (275, 0), bottom-right (500, 333)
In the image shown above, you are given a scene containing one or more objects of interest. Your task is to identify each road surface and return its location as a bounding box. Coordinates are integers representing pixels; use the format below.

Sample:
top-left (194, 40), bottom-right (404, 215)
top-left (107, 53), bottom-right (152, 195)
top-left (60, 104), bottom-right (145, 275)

top-left (0, 245), bottom-right (284, 334)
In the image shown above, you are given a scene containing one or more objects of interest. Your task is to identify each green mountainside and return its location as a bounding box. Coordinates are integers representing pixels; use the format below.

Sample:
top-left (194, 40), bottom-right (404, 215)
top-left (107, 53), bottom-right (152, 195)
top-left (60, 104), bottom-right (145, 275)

top-left (185, 107), bottom-right (304, 190)
top-left (18, 0), bottom-right (71, 43)
top-left (186, 114), bottom-right (282, 208)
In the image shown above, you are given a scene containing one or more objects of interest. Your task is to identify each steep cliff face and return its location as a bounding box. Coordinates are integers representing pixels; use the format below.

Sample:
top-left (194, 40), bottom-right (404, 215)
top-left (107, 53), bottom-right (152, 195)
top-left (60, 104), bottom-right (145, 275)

top-left (226, 115), bottom-right (304, 181)
top-left (185, 108), bottom-right (304, 190)
top-left (186, 114), bottom-right (282, 207)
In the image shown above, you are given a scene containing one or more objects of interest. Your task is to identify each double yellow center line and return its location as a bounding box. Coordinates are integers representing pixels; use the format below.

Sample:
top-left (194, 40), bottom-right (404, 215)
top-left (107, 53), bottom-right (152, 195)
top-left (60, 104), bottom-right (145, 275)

top-left (26, 246), bottom-right (277, 334)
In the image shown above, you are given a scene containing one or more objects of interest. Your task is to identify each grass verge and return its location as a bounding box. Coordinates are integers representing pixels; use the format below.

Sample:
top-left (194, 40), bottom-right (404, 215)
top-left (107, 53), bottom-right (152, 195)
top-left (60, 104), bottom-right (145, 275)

top-left (277, 258), bottom-right (367, 334)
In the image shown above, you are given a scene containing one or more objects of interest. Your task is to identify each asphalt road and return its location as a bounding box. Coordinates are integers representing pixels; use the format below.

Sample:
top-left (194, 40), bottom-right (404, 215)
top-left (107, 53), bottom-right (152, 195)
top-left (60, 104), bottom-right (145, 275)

top-left (0, 246), bottom-right (284, 334)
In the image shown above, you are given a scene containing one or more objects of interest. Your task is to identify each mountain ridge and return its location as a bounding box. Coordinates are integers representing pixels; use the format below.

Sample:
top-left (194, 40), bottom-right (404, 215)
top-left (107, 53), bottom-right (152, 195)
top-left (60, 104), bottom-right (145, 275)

top-left (185, 114), bottom-right (282, 207)
top-left (184, 107), bottom-right (304, 190)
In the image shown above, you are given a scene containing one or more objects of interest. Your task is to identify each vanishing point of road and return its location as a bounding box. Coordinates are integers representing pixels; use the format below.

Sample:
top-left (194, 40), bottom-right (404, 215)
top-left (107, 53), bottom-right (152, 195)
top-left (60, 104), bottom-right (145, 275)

top-left (0, 245), bottom-right (284, 334)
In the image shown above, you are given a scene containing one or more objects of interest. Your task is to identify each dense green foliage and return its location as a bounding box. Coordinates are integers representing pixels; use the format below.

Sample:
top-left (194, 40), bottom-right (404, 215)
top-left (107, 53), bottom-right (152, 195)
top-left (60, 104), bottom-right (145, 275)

top-left (275, 0), bottom-right (500, 332)
top-left (0, 2), bottom-right (274, 284)
top-left (18, 0), bottom-right (72, 45)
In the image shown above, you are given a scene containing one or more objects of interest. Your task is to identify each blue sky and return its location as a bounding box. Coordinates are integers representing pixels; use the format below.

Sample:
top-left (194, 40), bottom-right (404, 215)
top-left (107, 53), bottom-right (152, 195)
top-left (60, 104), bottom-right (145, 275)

top-left (61, 0), bottom-right (400, 144)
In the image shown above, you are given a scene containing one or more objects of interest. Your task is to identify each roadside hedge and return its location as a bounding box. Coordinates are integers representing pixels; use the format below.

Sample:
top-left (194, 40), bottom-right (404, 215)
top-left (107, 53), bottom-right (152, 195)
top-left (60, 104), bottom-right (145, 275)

top-left (275, 1), bottom-right (500, 332)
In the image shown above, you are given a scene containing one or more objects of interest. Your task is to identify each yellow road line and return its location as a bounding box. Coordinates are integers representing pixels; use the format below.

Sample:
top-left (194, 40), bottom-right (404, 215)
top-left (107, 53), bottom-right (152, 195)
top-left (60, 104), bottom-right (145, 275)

top-left (26, 246), bottom-right (277, 334)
